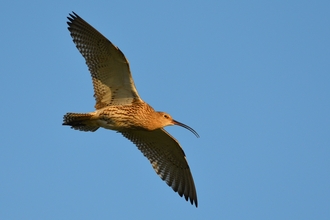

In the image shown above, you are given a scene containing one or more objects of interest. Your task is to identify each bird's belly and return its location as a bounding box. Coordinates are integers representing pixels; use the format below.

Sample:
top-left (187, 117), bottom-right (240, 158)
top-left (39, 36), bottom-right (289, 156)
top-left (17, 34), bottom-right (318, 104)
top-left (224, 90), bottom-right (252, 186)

top-left (96, 118), bottom-right (139, 131)
top-left (96, 119), bottom-right (120, 130)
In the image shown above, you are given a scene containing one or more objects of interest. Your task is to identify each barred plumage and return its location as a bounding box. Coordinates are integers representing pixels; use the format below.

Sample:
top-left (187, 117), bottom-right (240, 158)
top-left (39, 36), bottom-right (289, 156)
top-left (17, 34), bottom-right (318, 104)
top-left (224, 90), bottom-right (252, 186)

top-left (63, 12), bottom-right (199, 207)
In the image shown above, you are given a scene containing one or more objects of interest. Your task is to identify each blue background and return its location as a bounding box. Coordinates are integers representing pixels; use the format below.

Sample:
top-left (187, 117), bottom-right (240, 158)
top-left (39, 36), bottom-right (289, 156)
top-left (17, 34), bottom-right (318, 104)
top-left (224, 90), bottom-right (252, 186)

top-left (1, 1), bottom-right (329, 219)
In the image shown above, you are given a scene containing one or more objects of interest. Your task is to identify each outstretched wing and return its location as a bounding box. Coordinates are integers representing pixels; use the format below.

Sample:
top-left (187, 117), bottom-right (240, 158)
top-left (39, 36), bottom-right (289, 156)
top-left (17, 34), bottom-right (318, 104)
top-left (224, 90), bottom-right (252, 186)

top-left (120, 128), bottom-right (198, 207)
top-left (67, 12), bottom-right (141, 109)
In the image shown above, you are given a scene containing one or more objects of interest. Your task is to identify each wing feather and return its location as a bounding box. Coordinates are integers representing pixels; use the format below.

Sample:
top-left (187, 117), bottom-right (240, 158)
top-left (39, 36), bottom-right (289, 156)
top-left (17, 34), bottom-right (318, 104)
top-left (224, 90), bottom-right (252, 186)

top-left (67, 12), bottom-right (141, 109)
top-left (120, 128), bottom-right (198, 207)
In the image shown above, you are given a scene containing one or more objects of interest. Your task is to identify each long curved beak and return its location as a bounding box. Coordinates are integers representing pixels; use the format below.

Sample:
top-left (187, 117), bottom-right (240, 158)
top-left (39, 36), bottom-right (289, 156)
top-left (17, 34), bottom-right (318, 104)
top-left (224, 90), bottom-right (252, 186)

top-left (173, 120), bottom-right (199, 138)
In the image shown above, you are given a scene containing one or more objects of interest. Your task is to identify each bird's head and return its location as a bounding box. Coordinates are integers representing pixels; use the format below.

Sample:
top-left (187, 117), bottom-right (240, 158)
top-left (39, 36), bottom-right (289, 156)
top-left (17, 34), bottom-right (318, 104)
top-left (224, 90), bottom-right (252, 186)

top-left (156, 112), bottom-right (199, 138)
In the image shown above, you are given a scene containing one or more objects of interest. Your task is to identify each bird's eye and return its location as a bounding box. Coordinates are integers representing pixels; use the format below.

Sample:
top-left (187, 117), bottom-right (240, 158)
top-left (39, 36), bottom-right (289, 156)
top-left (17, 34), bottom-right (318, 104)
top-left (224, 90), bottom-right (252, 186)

top-left (163, 114), bottom-right (169, 119)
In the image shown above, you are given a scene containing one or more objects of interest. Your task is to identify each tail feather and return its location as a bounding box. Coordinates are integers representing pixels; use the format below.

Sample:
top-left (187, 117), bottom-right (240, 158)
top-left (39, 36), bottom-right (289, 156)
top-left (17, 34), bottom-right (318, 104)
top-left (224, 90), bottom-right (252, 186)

top-left (63, 113), bottom-right (99, 132)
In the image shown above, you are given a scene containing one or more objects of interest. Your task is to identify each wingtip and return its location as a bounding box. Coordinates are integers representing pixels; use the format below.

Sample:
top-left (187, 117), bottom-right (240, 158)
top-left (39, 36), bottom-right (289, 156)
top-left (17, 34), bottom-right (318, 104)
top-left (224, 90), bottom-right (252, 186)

top-left (67, 11), bottom-right (79, 24)
top-left (187, 193), bottom-right (198, 207)
top-left (68, 11), bottom-right (78, 18)
top-left (193, 198), bottom-right (198, 208)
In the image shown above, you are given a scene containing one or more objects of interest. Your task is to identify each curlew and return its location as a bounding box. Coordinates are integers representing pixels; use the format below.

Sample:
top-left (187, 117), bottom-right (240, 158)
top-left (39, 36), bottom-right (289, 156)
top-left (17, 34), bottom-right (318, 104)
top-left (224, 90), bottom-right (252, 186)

top-left (63, 12), bottom-right (199, 207)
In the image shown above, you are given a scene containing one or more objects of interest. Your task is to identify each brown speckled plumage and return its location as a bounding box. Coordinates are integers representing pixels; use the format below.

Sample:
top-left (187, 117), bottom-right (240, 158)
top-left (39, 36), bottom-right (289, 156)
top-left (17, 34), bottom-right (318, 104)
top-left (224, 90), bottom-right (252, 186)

top-left (63, 12), bottom-right (199, 207)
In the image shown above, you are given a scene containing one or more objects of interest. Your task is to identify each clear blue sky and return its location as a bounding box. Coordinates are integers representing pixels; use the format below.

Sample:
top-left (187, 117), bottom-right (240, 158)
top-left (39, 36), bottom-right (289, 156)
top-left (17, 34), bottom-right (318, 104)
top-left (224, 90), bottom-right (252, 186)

top-left (1, 1), bottom-right (329, 219)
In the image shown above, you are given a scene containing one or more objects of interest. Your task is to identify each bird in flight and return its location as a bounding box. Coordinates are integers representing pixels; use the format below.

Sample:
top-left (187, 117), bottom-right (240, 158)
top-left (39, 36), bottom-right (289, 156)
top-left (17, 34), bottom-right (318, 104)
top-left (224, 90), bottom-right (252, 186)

top-left (63, 12), bottom-right (199, 207)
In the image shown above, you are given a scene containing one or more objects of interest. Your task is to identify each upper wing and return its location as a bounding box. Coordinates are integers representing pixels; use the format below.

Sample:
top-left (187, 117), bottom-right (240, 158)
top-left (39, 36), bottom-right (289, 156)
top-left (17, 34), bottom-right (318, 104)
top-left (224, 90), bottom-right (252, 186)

top-left (67, 12), bottom-right (141, 109)
top-left (120, 128), bottom-right (198, 207)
